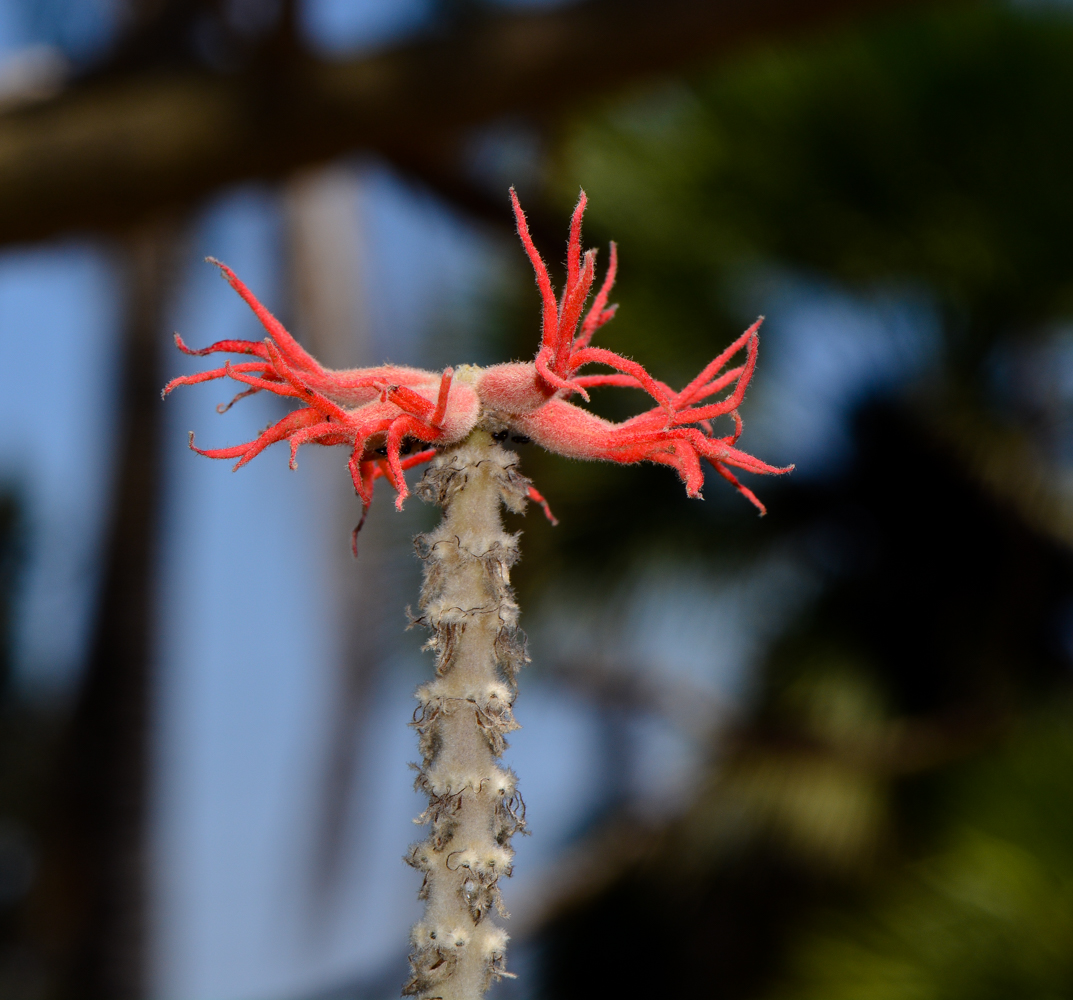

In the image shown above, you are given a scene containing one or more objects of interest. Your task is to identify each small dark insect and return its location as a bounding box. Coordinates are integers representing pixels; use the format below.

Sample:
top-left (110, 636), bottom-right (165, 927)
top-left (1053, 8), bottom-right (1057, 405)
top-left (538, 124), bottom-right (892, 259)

top-left (491, 429), bottom-right (510, 442)
top-left (511, 435), bottom-right (531, 445)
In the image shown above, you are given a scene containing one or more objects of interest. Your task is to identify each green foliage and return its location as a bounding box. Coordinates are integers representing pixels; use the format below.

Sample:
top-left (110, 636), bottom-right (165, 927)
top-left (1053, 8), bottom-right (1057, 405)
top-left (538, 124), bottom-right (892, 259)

top-left (774, 708), bottom-right (1073, 1000)
top-left (556, 3), bottom-right (1073, 361)
top-left (508, 2), bottom-right (1073, 598)
top-left (531, 5), bottom-right (1073, 999)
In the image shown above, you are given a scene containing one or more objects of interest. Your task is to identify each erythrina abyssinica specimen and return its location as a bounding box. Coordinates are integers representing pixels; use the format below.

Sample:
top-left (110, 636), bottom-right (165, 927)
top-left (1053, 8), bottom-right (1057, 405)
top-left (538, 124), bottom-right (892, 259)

top-left (165, 189), bottom-right (792, 1000)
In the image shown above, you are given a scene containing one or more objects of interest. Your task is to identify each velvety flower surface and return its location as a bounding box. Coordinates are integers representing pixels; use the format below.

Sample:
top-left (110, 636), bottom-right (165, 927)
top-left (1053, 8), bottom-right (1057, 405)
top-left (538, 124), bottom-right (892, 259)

top-left (164, 190), bottom-right (791, 517)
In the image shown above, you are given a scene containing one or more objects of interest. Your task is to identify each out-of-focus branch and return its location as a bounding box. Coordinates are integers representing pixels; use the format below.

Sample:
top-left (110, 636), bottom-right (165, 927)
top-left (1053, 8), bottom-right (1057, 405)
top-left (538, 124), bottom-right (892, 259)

top-left (30, 219), bottom-right (184, 1000)
top-left (0, 0), bottom-right (928, 247)
top-left (545, 654), bottom-right (734, 741)
top-left (924, 397), bottom-right (1073, 553)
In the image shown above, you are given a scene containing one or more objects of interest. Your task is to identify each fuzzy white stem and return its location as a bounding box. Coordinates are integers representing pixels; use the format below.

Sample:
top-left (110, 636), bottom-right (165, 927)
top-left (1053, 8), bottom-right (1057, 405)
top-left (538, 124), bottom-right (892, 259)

top-left (404, 428), bottom-right (530, 1000)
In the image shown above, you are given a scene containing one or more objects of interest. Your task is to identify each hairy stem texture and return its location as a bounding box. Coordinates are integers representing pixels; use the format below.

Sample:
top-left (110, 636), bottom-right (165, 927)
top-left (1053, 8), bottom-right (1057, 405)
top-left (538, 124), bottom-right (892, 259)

top-left (405, 430), bottom-right (530, 1000)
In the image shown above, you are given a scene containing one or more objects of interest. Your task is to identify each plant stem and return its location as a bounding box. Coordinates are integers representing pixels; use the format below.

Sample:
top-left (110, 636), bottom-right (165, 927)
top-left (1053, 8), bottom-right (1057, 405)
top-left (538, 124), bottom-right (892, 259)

top-left (405, 428), bottom-right (530, 1000)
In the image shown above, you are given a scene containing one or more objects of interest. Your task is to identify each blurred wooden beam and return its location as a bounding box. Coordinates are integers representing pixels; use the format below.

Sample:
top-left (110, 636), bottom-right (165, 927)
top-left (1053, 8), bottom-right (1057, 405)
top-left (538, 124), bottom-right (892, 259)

top-left (0, 0), bottom-right (928, 247)
top-left (33, 220), bottom-right (184, 1000)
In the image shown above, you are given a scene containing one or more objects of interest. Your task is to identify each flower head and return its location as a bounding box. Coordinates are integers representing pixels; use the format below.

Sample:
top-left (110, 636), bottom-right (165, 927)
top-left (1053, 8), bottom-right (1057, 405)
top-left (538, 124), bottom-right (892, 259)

top-left (163, 191), bottom-right (792, 517)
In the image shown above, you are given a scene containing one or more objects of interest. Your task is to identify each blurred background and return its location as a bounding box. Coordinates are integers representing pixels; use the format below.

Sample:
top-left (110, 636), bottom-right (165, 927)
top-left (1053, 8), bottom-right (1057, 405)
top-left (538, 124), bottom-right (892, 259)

top-left (1, 0), bottom-right (1073, 997)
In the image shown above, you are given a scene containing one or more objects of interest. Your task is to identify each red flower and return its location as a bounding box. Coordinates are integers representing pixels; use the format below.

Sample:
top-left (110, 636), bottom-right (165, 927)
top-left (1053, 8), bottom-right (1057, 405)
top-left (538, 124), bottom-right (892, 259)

top-left (163, 190), bottom-right (792, 519)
